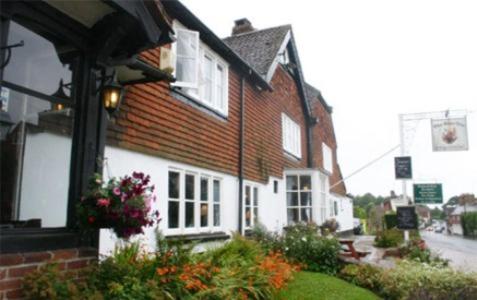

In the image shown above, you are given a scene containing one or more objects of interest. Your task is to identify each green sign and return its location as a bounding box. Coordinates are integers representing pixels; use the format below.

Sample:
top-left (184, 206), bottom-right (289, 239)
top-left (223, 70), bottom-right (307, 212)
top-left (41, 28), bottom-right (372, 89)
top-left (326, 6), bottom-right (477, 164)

top-left (413, 184), bottom-right (443, 204)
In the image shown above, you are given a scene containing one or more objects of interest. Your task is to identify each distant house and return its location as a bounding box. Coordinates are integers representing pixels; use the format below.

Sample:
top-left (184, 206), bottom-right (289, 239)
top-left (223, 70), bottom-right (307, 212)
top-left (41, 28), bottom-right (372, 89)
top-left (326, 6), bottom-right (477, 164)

top-left (448, 204), bottom-right (477, 235)
top-left (382, 190), bottom-right (411, 212)
top-left (415, 205), bottom-right (431, 226)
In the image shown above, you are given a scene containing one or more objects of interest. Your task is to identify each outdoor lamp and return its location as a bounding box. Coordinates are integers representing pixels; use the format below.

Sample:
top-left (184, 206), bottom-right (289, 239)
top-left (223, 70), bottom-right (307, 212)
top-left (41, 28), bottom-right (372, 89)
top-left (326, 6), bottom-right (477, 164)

top-left (51, 79), bottom-right (69, 111)
top-left (101, 77), bottom-right (124, 116)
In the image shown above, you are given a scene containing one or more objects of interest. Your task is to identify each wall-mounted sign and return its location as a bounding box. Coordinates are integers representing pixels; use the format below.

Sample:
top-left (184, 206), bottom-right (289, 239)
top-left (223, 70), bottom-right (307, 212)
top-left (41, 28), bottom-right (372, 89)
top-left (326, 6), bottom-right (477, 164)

top-left (394, 156), bottom-right (412, 179)
top-left (431, 118), bottom-right (469, 151)
top-left (0, 87), bottom-right (9, 112)
top-left (413, 183), bottom-right (443, 204)
top-left (397, 206), bottom-right (418, 230)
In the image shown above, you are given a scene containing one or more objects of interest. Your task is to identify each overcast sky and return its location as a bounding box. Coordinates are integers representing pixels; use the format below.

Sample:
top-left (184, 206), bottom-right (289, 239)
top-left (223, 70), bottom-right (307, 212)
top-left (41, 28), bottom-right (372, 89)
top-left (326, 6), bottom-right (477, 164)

top-left (181, 0), bottom-right (477, 202)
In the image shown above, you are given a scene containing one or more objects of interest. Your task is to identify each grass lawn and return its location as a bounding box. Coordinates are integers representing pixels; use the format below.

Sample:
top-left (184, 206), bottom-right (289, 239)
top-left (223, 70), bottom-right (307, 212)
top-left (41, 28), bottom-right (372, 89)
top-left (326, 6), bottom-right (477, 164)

top-left (276, 271), bottom-right (381, 300)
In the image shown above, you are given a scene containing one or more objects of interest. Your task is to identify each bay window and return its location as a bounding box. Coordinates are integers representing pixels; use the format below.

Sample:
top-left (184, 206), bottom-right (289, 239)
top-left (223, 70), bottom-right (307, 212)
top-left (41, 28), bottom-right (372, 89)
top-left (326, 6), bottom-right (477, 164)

top-left (173, 23), bottom-right (228, 115)
top-left (286, 175), bottom-right (312, 224)
top-left (282, 113), bottom-right (301, 158)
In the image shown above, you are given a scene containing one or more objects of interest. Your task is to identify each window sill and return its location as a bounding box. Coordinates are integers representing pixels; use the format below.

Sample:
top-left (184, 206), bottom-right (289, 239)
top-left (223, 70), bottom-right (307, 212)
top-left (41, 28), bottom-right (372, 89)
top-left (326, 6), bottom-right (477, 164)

top-left (170, 88), bottom-right (228, 121)
top-left (283, 151), bottom-right (301, 161)
top-left (165, 231), bottom-right (229, 243)
top-left (0, 227), bottom-right (97, 254)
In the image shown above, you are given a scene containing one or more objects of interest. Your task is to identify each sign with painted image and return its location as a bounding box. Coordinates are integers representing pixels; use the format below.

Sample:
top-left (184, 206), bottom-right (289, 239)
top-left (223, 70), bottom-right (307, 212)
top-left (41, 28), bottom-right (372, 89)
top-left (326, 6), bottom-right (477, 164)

top-left (431, 117), bottom-right (469, 151)
top-left (0, 87), bottom-right (9, 112)
top-left (397, 206), bottom-right (418, 230)
top-left (413, 183), bottom-right (443, 204)
top-left (394, 156), bottom-right (412, 179)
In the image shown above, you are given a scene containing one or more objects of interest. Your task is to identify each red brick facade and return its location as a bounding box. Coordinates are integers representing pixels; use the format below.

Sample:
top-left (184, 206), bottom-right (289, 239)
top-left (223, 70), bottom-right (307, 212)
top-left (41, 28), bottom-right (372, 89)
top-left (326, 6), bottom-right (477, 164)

top-left (0, 248), bottom-right (97, 300)
top-left (309, 94), bottom-right (347, 196)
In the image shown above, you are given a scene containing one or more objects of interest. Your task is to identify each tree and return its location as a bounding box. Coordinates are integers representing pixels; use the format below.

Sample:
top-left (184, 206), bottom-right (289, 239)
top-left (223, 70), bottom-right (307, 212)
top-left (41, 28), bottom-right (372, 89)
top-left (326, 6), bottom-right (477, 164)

top-left (430, 207), bottom-right (445, 220)
top-left (354, 206), bottom-right (367, 219)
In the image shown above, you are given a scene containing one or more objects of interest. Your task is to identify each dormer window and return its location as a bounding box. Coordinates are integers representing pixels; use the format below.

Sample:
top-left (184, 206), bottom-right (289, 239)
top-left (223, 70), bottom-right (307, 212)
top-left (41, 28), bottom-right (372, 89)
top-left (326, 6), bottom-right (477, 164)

top-left (172, 22), bottom-right (229, 116)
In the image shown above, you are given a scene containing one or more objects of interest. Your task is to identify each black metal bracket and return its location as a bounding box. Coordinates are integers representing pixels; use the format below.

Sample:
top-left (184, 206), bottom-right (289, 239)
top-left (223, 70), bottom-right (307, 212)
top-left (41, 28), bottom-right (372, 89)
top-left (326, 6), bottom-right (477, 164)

top-left (0, 40), bottom-right (24, 69)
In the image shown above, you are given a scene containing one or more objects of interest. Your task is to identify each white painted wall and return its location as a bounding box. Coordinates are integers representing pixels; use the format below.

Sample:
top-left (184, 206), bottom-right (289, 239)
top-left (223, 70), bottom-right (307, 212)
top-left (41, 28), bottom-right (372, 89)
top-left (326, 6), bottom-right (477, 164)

top-left (332, 194), bottom-right (354, 232)
top-left (19, 131), bottom-right (71, 227)
top-left (100, 146), bottom-right (239, 255)
top-left (252, 176), bottom-right (287, 233)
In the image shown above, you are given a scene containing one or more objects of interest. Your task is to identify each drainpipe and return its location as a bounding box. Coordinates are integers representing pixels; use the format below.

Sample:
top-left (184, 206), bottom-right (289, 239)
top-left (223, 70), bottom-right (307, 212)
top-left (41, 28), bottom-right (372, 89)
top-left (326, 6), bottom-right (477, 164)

top-left (238, 76), bottom-right (245, 235)
top-left (306, 118), bottom-right (315, 168)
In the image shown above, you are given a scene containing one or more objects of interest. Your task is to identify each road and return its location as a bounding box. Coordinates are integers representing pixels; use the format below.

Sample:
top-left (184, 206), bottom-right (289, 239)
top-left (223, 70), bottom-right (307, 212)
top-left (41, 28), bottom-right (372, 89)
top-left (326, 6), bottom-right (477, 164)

top-left (421, 231), bottom-right (477, 272)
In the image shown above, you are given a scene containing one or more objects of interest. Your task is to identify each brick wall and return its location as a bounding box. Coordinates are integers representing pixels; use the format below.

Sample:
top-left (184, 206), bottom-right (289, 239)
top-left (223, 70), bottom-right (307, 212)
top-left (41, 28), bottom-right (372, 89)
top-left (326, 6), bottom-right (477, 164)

top-left (310, 94), bottom-right (347, 196)
top-left (0, 248), bottom-right (97, 300)
top-left (109, 49), bottom-right (309, 183)
top-left (243, 66), bottom-right (309, 182)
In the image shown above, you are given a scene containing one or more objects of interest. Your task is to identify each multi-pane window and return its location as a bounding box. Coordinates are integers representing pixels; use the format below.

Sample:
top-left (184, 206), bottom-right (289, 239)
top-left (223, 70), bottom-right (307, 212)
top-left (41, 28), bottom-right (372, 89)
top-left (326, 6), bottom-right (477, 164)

top-left (244, 185), bottom-right (259, 228)
top-left (0, 21), bottom-right (76, 228)
top-left (286, 175), bottom-right (312, 224)
top-left (173, 23), bottom-right (228, 115)
top-left (282, 113), bottom-right (301, 158)
top-left (167, 170), bottom-right (221, 232)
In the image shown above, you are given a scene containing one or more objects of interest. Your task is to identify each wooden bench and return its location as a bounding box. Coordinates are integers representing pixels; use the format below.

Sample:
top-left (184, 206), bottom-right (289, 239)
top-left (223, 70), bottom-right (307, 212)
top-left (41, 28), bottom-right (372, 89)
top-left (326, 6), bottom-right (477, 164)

top-left (339, 239), bottom-right (370, 260)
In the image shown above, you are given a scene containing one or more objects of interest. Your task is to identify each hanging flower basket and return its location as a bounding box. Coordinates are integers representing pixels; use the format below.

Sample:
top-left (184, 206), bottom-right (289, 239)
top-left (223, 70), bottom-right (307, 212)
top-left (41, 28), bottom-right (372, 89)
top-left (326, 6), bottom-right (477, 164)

top-left (77, 172), bottom-right (160, 239)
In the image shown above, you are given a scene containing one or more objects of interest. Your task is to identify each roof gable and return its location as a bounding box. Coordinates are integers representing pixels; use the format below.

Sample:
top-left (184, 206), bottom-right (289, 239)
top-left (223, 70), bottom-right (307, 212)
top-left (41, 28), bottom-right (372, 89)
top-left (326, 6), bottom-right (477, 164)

top-left (223, 25), bottom-right (291, 78)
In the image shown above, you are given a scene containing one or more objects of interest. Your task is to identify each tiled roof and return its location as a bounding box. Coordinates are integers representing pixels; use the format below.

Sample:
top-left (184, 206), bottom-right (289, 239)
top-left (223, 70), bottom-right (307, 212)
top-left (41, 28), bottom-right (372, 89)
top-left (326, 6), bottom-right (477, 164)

top-left (223, 25), bottom-right (291, 77)
top-left (305, 83), bottom-right (333, 113)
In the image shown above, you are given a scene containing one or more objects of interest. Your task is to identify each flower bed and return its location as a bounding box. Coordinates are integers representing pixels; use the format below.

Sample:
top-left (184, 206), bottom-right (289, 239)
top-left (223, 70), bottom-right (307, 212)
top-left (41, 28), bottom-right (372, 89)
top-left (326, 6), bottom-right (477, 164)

top-left (23, 235), bottom-right (299, 300)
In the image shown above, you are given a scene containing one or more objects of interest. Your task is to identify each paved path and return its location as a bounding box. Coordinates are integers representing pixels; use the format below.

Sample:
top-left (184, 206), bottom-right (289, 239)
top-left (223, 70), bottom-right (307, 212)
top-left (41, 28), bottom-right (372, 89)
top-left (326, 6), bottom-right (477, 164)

top-left (352, 235), bottom-right (395, 268)
top-left (421, 231), bottom-right (477, 273)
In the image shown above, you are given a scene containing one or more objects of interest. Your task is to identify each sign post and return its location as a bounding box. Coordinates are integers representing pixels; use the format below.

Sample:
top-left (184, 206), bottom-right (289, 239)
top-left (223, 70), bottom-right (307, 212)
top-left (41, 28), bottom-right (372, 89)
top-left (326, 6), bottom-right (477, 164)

top-left (394, 156), bottom-right (412, 179)
top-left (397, 206), bottom-right (418, 230)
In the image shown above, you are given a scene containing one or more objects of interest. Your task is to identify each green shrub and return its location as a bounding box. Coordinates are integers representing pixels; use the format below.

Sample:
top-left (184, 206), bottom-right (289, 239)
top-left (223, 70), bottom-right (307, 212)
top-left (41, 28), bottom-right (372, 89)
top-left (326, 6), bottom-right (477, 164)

top-left (399, 240), bottom-right (449, 266)
top-left (339, 264), bottom-right (384, 294)
top-left (374, 228), bottom-right (420, 248)
top-left (253, 223), bottom-right (341, 275)
top-left (340, 261), bottom-right (477, 300)
top-left (461, 212), bottom-right (477, 237)
top-left (384, 213), bottom-right (397, 229)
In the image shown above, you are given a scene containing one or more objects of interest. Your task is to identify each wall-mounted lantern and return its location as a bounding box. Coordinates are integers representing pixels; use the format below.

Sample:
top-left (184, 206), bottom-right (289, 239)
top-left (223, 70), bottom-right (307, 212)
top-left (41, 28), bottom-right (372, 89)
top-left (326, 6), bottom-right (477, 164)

top-left (51, 79), bottom-right (69, 111)
top-left (100, 75), bottom-right (124, 117)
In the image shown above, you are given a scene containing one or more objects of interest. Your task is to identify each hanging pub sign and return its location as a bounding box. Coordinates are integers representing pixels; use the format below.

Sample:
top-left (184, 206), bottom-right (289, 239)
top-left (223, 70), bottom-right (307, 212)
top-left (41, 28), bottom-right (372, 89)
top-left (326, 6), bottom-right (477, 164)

top-left (394, 156), bottom-right (412, 179)
top-left (413, 183), bottom-right (443, 204)
top-left (397, 206), bottom-right (418, 230)
top-left (431, 117), bottom-right (469, 151)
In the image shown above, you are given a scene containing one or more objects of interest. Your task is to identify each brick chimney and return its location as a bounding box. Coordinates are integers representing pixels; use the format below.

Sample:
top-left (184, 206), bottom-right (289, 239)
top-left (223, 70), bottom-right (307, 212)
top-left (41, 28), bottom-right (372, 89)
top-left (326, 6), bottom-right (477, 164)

top-left (232, 18), bottom-right (255, 35)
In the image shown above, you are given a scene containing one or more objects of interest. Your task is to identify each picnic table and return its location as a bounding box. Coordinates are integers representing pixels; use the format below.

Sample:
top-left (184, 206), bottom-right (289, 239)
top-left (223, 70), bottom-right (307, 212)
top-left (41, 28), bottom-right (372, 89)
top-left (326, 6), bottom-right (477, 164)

top-left (339, 239), bottom-right (369, 260)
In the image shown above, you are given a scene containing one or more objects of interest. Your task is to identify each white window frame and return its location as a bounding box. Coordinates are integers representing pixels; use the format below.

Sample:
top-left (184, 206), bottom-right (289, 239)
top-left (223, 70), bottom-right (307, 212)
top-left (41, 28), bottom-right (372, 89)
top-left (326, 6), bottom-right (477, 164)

top-left (322, 143), bottom-right (333, 174)
top-left (286, 174), bottom-right (312, 225)
top-left (243, 183), bottom-right (259, 229)
top-left (172, 21), bottom-right (229, 116)
top-left (282, 113), bottom-right (301, 158)
top-left (166, 168), bottom-right (222, 235)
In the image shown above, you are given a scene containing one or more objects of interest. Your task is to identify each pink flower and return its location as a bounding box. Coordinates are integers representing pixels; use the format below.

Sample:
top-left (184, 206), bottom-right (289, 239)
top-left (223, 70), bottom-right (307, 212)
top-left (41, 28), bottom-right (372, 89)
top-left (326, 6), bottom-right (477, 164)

top-left (97, 198), bottom-right (110, 207)
top-left (113, 187), bottom-right (121, 196)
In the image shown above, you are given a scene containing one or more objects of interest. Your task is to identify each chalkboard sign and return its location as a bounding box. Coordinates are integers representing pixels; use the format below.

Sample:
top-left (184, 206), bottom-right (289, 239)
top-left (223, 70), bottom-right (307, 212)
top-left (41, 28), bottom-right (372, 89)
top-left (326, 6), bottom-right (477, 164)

top-left (394, 156), bottom-right (412, 179)
top-left (397, 206), bottom-right (418, 230)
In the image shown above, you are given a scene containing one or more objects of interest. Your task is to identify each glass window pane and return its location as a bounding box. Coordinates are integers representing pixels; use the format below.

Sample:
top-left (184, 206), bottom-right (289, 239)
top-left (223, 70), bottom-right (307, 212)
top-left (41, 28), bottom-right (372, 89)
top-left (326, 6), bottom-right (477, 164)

top-left (301, 208), bottom-right (312, 222)
top-left (300, 176), bottom-right (311, 191)
top-left (287, 192), bottom-right (298, 206)
top-left (300, 192), bottom-right (312, 207)
top-left (200, 203), bottom-right (208, 227)
top-left (286, 175), bottom-right (298, 190)
top-left (200, 177), bottom-right (208, 201)
top-left (185, 202), bottom-right (195, 228)
top-left (1, 80), bottom-right (74, 228)
top-left (4, 21), bottom-right (73, 97)
top-left (245, 186), bottom-right (251, 206)
top-left (168, 171), bottom-right (180, 198)
top-left (253, 187), bottom-right (258, 206)
top-left (245, 207), bottom-right (251, 227)
top-left (168, 201), bottom-right (179, 228)
top-left (253, 207), bottom-right (258, 224)
top-left (203, 55), bottom-right (213, 103)
top-left (176, 57), bottom-right (196, 84)
top-left (213, 180), bottom-right (220, 203)
top-left (185, 174), bottom-right (194, 200)
top-left (213, 204), bottom-right (220, 226)
top-left (287, 209), bottom-right (299, 224)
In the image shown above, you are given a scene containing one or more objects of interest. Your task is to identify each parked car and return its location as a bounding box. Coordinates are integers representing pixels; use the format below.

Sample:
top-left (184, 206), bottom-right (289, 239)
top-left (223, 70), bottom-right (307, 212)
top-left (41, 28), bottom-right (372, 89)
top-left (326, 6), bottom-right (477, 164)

top-left (435, 226), bottom-right (445, 233)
